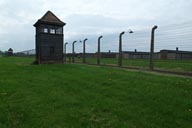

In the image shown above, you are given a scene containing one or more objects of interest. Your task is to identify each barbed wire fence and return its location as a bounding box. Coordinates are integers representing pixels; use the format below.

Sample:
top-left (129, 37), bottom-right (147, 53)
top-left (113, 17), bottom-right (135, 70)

top-left (66, 21), bottom-right (192, 73)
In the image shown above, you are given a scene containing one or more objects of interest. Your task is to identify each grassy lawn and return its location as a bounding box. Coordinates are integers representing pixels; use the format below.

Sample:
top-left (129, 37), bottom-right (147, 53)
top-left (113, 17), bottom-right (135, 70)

top-left (72, 57), bottom-right (192, 72)
top-left (0, 57), bottom-right (192, 128)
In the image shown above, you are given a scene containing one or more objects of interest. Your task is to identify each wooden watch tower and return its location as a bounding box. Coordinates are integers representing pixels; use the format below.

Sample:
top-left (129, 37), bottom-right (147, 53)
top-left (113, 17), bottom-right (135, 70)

top-left (34, 11), bottom-right (66, 64)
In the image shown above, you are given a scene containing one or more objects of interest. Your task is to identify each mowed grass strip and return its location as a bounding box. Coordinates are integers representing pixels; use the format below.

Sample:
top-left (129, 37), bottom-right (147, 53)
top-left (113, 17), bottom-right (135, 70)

top-left (73, 57), bottom-right (192, 72)
top-left (0, 57), bottom-right (192, 128)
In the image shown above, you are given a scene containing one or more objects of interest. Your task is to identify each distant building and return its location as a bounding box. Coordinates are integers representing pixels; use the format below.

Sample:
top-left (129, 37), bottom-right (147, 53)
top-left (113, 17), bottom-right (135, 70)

top-left (15, 49), bottom-right (36, 56)
top-left (21, 49), bottom-right (36, 56)
top-left (159, 48), bottom-right (192, 60)
top-left (123, 51), bottom-right (150, 59)
top-left (34, 11), bottom-right (66, 64)
top-left (94, 51), bottom-right (118, 58)
top-left (100, 52), bottom-right (117, 58)
top-left (67, 48), bottom-right (192, 61)
top-left (121, 48), bottom-right (192, 60)
top-left (8, 48), bottom-right (13, 56)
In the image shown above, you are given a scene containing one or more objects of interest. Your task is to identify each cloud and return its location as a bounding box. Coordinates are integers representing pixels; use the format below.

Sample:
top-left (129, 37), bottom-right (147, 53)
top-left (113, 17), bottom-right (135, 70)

top-left (65, 13), bottom-right (158, 37)
top-left (0, 0), bottom-right (192, 52)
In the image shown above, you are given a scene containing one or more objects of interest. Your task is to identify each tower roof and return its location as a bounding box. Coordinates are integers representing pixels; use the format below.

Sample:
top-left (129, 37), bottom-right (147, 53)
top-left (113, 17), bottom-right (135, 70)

top-left (8, 48), bottom-right (13, 52)
top-left (34, 11), bottom-right (66, 27)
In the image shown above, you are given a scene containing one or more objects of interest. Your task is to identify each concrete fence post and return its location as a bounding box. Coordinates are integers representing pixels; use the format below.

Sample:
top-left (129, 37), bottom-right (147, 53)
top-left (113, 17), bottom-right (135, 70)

top-left (118, 32), bottom-right (125, 67)
top-left (97, 36), bottom-right (103, 65)
top-left (83, 38), bottom-right (88, 64)
top-left (150, 25), bottom-right (158, 71)
top-left (72, 41), bottom-right (77, 63)
top-left (64, 42), bottom-right (68, 63)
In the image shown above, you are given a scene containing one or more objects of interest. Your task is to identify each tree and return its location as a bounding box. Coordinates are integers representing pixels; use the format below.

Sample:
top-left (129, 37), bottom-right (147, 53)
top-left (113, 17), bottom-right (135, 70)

top-left (0, 50), bottom-right (4, 55)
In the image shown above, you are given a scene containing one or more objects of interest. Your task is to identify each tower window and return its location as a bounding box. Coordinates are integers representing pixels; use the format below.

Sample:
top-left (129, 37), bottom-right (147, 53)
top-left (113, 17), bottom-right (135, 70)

top-left (56, 27), bottom-right (63, 34)
top-left (50, 29), bottom-right (55, 34)
top-left (44, 28), bottom-right (48, 33)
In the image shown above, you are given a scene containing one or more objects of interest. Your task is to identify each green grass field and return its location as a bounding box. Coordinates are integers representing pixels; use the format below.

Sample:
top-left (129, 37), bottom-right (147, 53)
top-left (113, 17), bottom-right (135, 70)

top-left (72, 57), bottom-right (192, 72)
top-left (0, 57), bottom-right (192, 128)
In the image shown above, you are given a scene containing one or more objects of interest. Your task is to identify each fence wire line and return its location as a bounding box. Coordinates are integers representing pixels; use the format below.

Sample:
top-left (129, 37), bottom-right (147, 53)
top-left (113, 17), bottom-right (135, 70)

top-left (17, 21), bottom-right (192, 54)
top-left (79, 22), bottom-right (192, 53)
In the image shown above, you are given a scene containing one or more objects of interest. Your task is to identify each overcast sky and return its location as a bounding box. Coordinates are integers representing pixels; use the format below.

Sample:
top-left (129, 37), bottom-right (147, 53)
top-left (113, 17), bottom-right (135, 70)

top-left (0, 0), bottom-right (192, 52)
